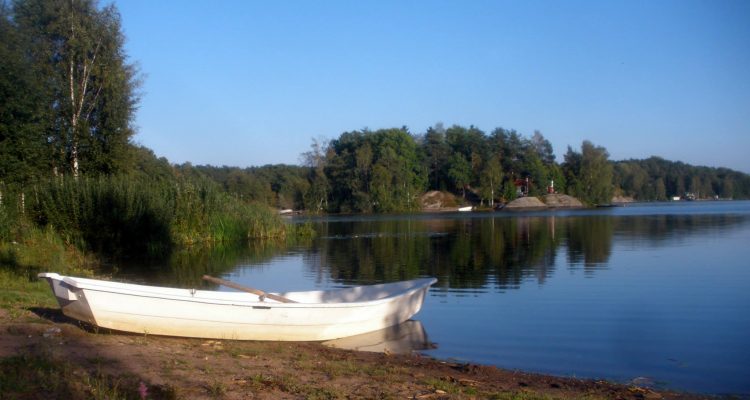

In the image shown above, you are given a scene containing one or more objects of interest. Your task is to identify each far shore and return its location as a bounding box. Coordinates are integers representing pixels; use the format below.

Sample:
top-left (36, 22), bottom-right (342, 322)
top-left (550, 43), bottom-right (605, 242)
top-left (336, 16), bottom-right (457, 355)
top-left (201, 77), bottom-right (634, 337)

top-left (286, 195), bottom-right (743, 216)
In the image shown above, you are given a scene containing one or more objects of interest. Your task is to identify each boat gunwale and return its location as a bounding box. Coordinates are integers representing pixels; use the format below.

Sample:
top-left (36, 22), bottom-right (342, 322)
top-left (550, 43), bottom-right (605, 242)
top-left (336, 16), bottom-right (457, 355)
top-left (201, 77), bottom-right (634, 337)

top-left (40, 273), bottom-right (437, 309)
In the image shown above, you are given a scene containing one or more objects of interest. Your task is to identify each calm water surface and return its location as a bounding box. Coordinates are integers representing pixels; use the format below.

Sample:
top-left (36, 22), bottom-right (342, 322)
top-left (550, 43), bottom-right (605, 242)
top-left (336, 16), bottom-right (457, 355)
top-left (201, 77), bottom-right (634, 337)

top-left (123, 201), bottom-right (750, 396)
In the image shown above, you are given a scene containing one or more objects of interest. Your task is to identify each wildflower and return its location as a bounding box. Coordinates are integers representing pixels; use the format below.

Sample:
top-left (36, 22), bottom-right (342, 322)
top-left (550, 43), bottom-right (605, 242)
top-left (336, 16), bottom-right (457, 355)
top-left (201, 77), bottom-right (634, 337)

top-left (138, 381), bottom-right (148, 399)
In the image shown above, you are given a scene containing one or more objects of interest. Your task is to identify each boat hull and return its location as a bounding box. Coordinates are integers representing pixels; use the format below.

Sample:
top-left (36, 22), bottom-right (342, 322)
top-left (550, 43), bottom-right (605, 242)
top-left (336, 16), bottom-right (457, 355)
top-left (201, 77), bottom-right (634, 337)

top-left (38, 273), bottom-right (436, 341)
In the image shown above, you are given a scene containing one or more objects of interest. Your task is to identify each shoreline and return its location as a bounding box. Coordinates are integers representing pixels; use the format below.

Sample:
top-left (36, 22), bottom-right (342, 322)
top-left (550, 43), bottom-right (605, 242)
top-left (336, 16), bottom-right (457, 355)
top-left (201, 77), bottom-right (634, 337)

top-left (1, 307), bottom-right (712, 400)
top-left (290, 198), bottom-right (746, 217)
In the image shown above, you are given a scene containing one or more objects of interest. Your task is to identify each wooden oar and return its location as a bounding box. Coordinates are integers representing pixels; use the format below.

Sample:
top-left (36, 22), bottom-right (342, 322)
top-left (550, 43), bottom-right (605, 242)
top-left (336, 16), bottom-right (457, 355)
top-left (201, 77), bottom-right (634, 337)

top-left (202, 275), bottom-right (297, 303)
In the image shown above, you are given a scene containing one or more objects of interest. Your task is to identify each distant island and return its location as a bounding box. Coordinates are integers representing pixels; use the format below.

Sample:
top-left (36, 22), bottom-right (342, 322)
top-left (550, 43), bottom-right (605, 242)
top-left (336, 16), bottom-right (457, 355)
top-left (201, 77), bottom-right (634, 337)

top-left (171, 126), bottom-right (750, 214)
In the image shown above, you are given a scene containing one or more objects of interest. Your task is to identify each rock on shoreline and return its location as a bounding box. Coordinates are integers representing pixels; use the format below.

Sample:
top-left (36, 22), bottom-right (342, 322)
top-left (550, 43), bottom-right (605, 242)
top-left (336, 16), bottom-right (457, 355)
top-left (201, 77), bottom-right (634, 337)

top-left (504, 196), bottom-right (547, 209)
top-left (612, 195), bottom-right (636, 204)
top-left (504, 194), bottom-right (584, 210)
top-left (420, 190), bottom-right (460, 210)
top-left (542, 194), bottom-right (584, 208)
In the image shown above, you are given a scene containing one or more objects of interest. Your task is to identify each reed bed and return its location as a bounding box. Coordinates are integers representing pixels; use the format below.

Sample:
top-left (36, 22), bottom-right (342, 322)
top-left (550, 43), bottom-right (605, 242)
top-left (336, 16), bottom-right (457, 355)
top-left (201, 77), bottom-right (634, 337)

top-left (20, 176), bottom-right (286, 258)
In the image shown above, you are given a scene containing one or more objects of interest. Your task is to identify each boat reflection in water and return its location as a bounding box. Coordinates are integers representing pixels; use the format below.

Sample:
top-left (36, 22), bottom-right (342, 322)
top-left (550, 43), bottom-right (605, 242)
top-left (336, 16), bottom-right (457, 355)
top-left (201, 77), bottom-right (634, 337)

top-left (323, 320), bottom-right (434, 354)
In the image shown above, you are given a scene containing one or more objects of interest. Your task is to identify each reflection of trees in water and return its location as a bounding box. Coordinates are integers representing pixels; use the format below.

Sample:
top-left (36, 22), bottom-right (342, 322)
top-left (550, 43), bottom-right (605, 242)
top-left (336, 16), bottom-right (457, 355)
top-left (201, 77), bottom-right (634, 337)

top-left (309, 219), bottom-right (429, 284)
top-left (311, 215), bottom-right (613, 289)
top-left (435, 217), bottom-right (563, 289)
top-left (114, 240), bottom-right (291, 286)
top-left (565, 217), bottom-right (614, 271)
top-left (123, 213), bottom-right (749, 290)
top-left (614, 214), bottom-right (749, 246)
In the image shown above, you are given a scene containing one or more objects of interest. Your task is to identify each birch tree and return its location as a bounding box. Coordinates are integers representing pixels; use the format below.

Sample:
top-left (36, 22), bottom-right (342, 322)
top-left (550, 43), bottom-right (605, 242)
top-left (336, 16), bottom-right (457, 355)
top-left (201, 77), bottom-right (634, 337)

top-left (479, 155), bottom-right (502, 207)
top-left (13, 0), bottom-right (138, 177)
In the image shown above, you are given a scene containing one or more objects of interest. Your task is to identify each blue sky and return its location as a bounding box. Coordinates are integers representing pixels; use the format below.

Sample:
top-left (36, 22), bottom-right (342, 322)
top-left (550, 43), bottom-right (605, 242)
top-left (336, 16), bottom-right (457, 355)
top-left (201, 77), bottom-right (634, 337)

top-left (115, 0), bottom-right (750, 173)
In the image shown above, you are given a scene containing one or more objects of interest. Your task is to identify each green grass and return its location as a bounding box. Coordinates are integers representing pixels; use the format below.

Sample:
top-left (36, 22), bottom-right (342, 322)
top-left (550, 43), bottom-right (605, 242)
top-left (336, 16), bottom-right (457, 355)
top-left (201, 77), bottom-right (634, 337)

top-left (205, 379), bottom-right (227, 398)
top-left (0, 269), bottom-right (55, 314)
top-left (319, 359), bottom-right (360, 378)
top-left (485, 391), bottom-right (608, 400)
top-left (0, 354), bottom-right (123, 400)
top-left (423, 377), bottom-right (478, 395)
top-left (0, 352), bottom-right (180, 400)
top-left (0, 223), bottom-right (95, 318)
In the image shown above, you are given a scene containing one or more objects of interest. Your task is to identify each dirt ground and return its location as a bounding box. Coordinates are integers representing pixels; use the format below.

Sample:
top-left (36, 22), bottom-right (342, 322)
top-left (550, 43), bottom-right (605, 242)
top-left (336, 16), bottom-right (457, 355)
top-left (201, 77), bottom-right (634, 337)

top-left (0, 308), bottom-right (710, 400)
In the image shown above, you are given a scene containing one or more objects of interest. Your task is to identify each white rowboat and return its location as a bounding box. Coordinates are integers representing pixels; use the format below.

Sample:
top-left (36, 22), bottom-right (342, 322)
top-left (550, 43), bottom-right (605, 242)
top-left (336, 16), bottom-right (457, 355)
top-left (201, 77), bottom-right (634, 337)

top-left (38, 273), bottom-right (437, 341)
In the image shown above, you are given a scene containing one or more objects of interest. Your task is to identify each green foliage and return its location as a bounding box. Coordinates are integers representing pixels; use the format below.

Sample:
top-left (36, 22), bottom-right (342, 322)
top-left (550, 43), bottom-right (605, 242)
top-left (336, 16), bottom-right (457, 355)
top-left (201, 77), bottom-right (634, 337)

top-left (422, 124), bottom-right (450, 190)
top-left (0, 5), bottom-right (51, 186)
top-left (301, 138), bottom-right (330, 213)
top-left (0, 219), bottom-right (94, 318)
top-left (447, 153), bottom-right (471, 197)
top-left (183, 163), bottom-right (310, 210)
top-left (199, 126), bottom-right (748, 212)
top-left (368, 128), bottom-right (425, 212)
top-left (416, 126), bottom-right (560, 202)
top-left (479, 155), bottom-right (502, 206)
top-left (562, 141), bottom-right (613, 205)
top-left (29, 176), bottom-right (172, 257)
top-left (580, 141), bottom-right (614, 205)
top-left (0, 187), bottom-right (18, 242)
top-left (129, 145), bottom-right (175, 182)
top-left (325, 128), bottom-right (425, 213)
top-left (613, 156), bottom-right (750, 200)
top-left (26, 175), bottom-right (285, 258)
top-left (5, 0), bottom-right (139, 178)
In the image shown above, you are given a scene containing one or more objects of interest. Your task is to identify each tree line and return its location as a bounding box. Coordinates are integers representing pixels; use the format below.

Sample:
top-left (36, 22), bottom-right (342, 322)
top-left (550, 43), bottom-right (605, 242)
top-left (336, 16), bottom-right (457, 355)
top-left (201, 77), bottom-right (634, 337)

top-left (189, 125), bottom-right (750, 212)
top-left (613, 157), bottom-right (750, 201)
top-left (185, 126), bottom-right (608, 212)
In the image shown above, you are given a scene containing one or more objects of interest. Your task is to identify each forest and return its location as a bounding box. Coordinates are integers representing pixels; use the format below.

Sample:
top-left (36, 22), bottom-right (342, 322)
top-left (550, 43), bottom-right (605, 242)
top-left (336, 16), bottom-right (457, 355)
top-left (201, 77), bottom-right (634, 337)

top-left (183, 126), bottom-right (750, 213)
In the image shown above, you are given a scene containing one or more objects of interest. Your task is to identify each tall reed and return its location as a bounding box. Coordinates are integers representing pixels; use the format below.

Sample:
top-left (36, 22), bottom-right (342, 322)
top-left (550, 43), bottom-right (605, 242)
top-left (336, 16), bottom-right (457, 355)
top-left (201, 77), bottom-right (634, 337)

top-left (26, 175), bottom-right (286, 258)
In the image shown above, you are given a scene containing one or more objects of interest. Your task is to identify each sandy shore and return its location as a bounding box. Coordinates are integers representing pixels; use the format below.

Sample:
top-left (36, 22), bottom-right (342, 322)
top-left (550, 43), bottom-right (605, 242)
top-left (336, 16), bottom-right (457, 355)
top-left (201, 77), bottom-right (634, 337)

top-left (0, 307), bottom-right (711, 400)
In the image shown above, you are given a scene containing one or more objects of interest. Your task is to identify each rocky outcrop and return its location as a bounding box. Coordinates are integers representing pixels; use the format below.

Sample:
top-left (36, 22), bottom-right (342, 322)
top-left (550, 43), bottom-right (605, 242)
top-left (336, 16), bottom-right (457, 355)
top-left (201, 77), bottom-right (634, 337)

top-left (542, 194), bottom-right (584, 208)
top-left (503, 194), bottom-right (585, 210)
top-left (611, 195), bottom-right (635, 204)
top-left (420, 191), bottom-right (460, 210)
top-left (504, 196), bottom-right (547, 209)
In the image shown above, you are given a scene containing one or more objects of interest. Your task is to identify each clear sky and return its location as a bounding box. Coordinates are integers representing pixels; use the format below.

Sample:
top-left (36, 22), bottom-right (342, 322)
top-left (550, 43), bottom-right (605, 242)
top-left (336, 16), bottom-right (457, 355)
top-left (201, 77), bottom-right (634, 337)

top-left (114, 0), bottom-right (750, 173)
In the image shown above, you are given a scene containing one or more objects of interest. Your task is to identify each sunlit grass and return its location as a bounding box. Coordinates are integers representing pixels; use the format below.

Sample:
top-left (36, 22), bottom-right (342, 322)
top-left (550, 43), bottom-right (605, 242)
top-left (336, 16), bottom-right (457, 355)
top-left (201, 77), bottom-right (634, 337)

top-left (0, 223), bottom-right (95, 318)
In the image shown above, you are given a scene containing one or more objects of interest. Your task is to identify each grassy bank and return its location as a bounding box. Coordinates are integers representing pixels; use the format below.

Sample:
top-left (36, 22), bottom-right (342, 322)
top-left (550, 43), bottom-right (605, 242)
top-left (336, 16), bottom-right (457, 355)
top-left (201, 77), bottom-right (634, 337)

top-left (0, 174), bottom-right (308, 318)
top-left (0, 219), bottom-right (94, 320)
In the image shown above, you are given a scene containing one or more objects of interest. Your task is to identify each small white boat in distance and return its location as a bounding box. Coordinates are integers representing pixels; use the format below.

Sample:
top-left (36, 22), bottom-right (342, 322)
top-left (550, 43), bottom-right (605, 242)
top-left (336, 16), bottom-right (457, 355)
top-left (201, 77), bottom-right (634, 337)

top-left (457, 206), bottom-right (473, 212)
top-left (38, 273), bottom-right (437, 341)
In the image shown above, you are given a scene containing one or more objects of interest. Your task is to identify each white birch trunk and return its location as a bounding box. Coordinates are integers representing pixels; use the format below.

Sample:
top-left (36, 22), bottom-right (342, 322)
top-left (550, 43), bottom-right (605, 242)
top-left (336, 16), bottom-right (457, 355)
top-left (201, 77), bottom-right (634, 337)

top-left (66, 3), bottom-right (103, 178)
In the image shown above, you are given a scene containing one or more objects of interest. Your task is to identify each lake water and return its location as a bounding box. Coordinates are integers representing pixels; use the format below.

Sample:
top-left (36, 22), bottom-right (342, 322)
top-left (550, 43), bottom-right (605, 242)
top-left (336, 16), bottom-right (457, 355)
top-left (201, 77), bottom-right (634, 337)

top-left (121, 201), bottom-right (750, 396)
